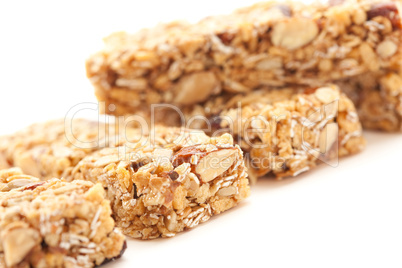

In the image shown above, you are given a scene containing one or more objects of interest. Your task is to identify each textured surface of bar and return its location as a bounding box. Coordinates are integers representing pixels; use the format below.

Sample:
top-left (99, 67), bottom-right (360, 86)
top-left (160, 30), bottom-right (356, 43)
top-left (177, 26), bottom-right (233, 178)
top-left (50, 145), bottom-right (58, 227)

top-left (202, 85), bottom-right (366, 181)
top-left (336, 71), bottom-right (402, 131)
top-left (86, 0), bottom-right (402, 130)
top-left (0, 120), bottom-right (250, 239)
top-left (0, 118), bottom-right (142, 180)
top-left (0, 168), bottom-right (126, 268)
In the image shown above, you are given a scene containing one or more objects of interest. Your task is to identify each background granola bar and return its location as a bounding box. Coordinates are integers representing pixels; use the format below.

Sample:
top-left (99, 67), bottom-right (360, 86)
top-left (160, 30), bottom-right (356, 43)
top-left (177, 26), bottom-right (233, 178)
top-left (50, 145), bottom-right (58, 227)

top-left (86, 0), bottom-right (402, 131)
top-left (336, 71), bottom-right (402, 131)
top-left (206, 85), bottom-right (366, 182)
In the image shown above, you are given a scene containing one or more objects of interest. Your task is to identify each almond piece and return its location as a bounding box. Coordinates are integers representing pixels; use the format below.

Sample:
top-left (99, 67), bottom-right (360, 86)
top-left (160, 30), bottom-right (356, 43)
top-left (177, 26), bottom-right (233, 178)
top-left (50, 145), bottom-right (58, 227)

top-left (2, 228), bottom-right (40, 266)
top-left (164, 211), bottom-right (178, 232)
top-left (315, 87), bottom-right (340, 104)
top-left (217, 186), bottom-right (237, 197)
top-left (376, 40), bottom-right (397, 58)
top-left (195, 149), bottom-right (237, 183)
top-left (1, 178), bottom-right (40, 192)
top-left (319, 123), bottom-right (338, 154)
top-left (174, 71), bottom-right (220, 105)
top-left (271, 18), bottom-right (318, 50)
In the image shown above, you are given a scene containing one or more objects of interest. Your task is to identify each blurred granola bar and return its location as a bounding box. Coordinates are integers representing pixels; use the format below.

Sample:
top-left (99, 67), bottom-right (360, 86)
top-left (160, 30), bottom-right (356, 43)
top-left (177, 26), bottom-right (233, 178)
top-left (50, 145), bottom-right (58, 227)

top-left (86, 0), bottom-right (402, 131)
top-left (336, 71), bottom-right (402, 131)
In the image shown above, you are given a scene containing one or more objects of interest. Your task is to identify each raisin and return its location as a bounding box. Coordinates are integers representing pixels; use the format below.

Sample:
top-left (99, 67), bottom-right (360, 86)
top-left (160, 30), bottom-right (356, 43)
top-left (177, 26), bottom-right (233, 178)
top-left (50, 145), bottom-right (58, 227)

top-left (217, 32), bottom-right (235, 46)
top-left (167, 170), bottom-right (179, 181)
top-left (99, 240), bottom-right (127, 266)
top-left (367, 2), bottom-right (402, 29)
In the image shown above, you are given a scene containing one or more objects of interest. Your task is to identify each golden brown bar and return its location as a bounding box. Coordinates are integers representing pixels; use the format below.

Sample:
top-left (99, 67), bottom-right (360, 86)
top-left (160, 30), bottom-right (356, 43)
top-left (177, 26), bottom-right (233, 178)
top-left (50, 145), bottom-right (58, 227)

top-left (86, 0), bottom-right (402, 131)
top-left (336, 71), bottom-right (402, 131)
top-left (190, 85), bottom-right (366, 182)
top-left (0, 120), bottom-right (250, 239)
top-left (0, 168), bottom-right (126, 267)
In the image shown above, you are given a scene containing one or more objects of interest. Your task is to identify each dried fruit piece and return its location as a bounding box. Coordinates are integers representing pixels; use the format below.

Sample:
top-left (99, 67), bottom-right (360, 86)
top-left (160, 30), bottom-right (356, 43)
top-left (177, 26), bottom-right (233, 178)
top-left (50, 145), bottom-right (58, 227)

top-left (217, 32), bottom-right (235, 45)
top-left (101, 241), bottom-right (128, 266)
top-left (367, 2), bottom-right (402, 29)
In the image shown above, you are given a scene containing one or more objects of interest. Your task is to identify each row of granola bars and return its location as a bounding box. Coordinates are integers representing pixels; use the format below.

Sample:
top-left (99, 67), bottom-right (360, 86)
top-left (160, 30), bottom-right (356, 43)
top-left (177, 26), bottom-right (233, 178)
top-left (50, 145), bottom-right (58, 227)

top-left (1, 0), bottom-right (401, 267)
top-left (87, 0), bottom-right (402, 131)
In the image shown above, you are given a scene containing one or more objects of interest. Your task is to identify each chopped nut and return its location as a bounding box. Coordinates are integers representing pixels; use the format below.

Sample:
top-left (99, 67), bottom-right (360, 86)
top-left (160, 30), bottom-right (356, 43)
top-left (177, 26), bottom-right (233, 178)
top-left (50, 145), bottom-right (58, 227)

top-left (352, 8), bottom-right (367, 25)
top-left (164, 211), bottom-right (178, 232)
top-left (271, 18), bottom-right (319, 50)
top-left (22, 182), bottom-right (46, 191)
top-left (217, 186), bottom-right (237, 197)
top-left (1, 178), bottom-right (40, 192)
top-left (359, 43), bottom-right (378, 71)
top-left (256, 57), bottom-right (283, 70)
top-left (319, 123), bottom-right (338, 154)
top-left (172, 146), bottom-right (206, 167)
top-left (315, 87), bottom-right (340, 104)
top-left (116, 78), bottom-right (148, 90)
top-left (174, 72), bottom-right (220, 105)
top-left (376, 40), bottom-right (397, 58)
top-left (2, 228), bottom-right (40, 266)
top-left (94, 155), bottom-right (120, 167)
top-left (168, 61), bottom-right (183, 80)
top-left (195, 149), bottom-right (237, 183)
top-left (186, 173), bottom-right (200, 196)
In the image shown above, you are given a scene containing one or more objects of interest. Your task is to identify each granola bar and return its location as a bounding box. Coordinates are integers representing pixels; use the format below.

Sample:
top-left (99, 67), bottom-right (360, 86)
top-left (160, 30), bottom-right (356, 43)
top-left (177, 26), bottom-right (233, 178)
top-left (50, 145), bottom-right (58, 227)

top-left (197, 85), bottom-right (366, 182)
top-left (0, 118), bottom-right (142, 179)
top-left (0, 154), bottom-right (10, 170)
top-left (0, 121), bottom-right (250, 239)
top-left (336, 71), bottom-right (402, 131)
top-left (0, 168), bottom-right (126, 267)
top-left (86, 0), bottom-right (402, 131)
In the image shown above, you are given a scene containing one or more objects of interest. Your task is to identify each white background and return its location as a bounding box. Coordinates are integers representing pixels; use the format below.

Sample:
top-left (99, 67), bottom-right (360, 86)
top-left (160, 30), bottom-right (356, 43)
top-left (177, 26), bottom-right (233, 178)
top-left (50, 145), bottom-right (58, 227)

top-left (1, 1), bottom-right (401, 267)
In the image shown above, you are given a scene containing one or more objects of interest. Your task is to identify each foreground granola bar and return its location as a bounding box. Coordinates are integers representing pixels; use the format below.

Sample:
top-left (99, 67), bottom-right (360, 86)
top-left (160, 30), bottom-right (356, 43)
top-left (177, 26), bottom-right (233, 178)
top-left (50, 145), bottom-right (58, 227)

top-left (86, 0), bottom-right (402, 131)
top-left (0, 168), bottom-right (126, 268)
top-left (0, 121), bottom-right (250, 239)
top-left (197, 85), bottom-right (366, 182)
